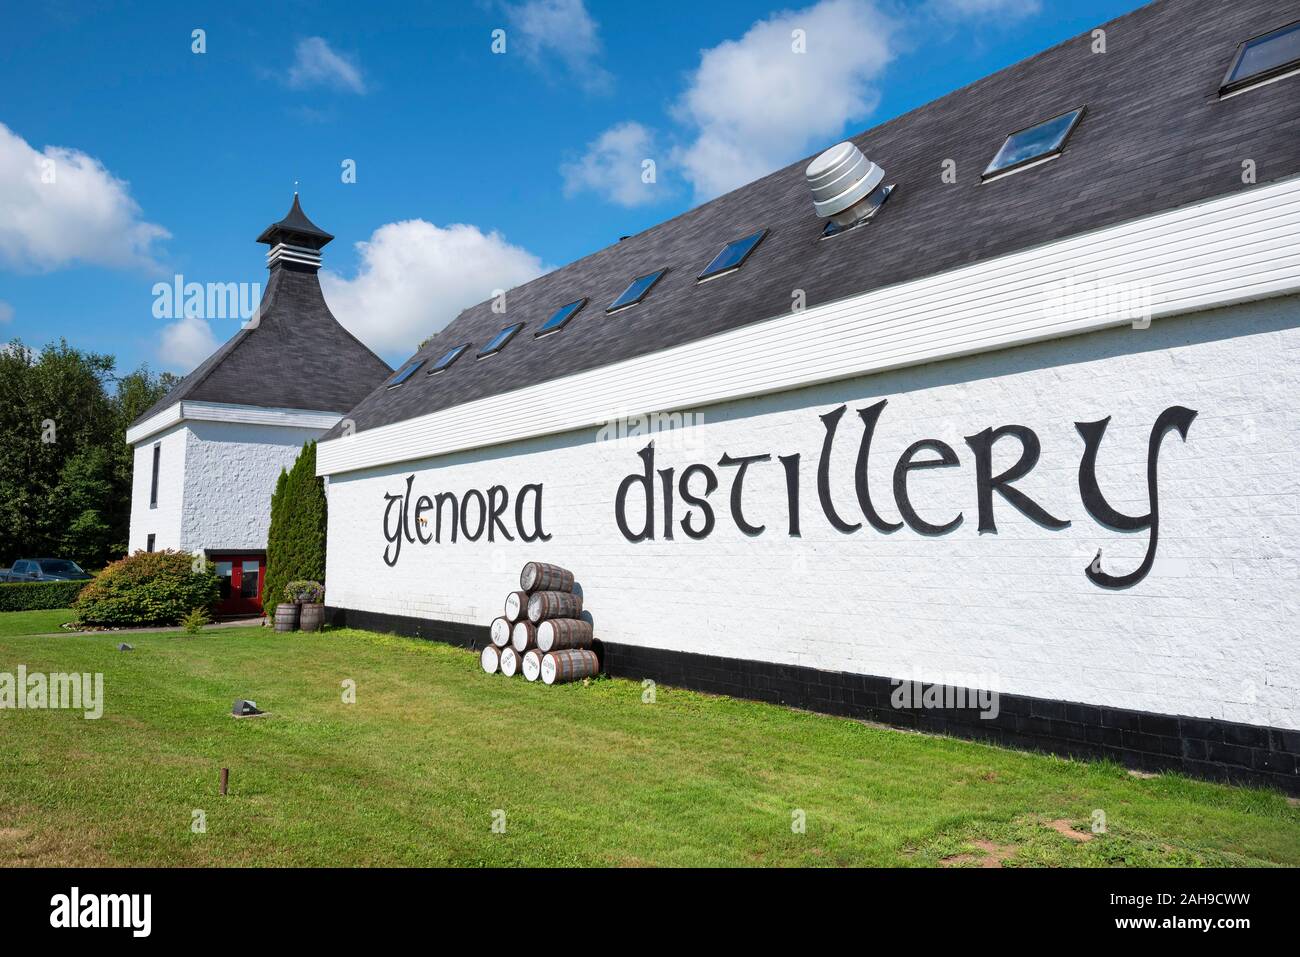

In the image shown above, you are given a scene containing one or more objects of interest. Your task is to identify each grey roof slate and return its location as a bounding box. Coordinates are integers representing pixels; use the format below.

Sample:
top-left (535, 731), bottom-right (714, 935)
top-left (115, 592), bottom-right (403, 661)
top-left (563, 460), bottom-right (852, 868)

top-left (132, 201), bottom-right (391, 427)
top-left (329, 0), bottom-right (1300, 439)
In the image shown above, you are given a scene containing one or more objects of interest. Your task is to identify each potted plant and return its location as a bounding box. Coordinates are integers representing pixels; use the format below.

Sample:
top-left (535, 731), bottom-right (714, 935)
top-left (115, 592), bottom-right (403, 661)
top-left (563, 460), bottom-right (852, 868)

top-left (286, 580), bottom-right (325, 632)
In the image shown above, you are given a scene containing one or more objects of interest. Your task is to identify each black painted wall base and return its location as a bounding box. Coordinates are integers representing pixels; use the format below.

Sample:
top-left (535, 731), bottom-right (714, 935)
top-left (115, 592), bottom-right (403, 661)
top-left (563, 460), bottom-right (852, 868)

top-left (326, 606), bottom-right (1299, 795)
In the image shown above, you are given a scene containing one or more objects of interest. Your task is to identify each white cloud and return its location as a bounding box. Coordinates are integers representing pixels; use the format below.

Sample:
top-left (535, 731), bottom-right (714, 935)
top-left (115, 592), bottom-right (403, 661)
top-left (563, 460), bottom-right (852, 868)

top-left (320, 220), bottom-right (548, 359)
top-left (928, 0), bottom-right (1041, 18)
top-left (0, 122), bottom-right (169, 272)
top-left (287, 37), bottom-right (367, 94)
top-left (504, 0), bottom-right (612, 93)
top-left (158, 317), bottom-right (219, 372)
top-left (673, 0), bottom-right (897, 201)
top-left (0, 301), bottom-right (13, 323)
top-left (560, 122), bottom-right (663, 207)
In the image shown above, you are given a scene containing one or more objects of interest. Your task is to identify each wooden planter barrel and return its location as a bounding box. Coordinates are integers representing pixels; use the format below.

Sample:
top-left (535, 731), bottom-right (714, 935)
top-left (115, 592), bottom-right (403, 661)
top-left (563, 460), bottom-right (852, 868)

top-left (274, 603), bottom-right (299, 633)
top-left (499, 645), bottom-right (522, 677)
top-left (480, 644), bottom-right (502, 674)
top-left (490, 617), bottom-right (512, 648)
top-left (541, 649), bottom-right (600, 685)
top-left (504, 591), bottom-right (529, 623)
top-left (299, 603), bottom-right (325, 632)
top-left (537, 618), bottom-right (593, 652)
top-left (522, 648), bottom-right (544, 682)
top-left (520, 561), bottom-right (575, 594)
top-left (511, 620), bottom-right (538, 653)
top-left (527, 590), bottom-right (583, 624)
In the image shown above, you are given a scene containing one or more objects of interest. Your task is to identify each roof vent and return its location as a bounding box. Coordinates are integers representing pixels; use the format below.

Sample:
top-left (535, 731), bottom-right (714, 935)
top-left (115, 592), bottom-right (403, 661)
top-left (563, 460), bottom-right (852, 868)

top-left (806, 141), bottom-right (893, 235)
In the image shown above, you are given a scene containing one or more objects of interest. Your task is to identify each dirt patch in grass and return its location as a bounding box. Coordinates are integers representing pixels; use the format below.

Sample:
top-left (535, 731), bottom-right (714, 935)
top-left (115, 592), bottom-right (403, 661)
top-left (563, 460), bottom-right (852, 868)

top-left (942, 839), bottom-right (1018, 868)
top-left (1044, 818), bottom-right (1093, 842)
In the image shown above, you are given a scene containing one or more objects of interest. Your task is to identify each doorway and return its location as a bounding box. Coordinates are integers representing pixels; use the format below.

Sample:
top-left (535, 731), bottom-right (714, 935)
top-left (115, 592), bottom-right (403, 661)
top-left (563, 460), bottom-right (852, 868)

top-left (211, 554), bottom-right (265, 617)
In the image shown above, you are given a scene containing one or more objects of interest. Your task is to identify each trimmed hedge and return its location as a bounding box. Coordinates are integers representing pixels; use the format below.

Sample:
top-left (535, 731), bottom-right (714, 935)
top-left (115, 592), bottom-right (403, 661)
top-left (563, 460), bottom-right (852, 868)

top-left (74, 549), bottom-right (219, 627)
top-left (0, 579), bottom-right (86, 611)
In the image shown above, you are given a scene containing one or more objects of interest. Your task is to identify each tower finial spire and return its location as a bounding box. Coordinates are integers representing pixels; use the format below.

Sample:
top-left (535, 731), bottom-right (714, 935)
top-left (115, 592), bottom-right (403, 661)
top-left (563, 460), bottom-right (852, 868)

top-left (256, 194), bottom-right (333, 271)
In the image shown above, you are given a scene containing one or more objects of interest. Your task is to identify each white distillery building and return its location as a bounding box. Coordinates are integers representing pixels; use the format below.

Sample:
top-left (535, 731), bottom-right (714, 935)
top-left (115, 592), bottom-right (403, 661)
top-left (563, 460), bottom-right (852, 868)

top-left (317, 0), bottom-right (1300, 791)
top-left (126, 197), bottom-right (391, 616)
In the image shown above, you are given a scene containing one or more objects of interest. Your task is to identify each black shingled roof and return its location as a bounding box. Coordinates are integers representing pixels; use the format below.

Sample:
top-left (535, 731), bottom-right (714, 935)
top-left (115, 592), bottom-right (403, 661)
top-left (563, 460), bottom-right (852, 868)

top-left (328, 0), bottom-right (1300, 439)
top-left (132, 200), bottom-right (391, 427)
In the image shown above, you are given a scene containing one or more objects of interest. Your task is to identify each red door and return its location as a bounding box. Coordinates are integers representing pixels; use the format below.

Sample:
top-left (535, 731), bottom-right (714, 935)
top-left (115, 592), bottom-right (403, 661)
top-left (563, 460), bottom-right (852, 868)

top-left (212, 555), bottom-right (264, 617)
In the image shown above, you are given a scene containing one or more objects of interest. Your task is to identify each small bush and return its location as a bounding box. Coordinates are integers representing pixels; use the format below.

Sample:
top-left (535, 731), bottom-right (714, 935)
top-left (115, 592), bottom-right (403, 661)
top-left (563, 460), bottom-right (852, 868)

top-left (74, 550), bottom-right (219, 627)
top-left (181, 607), bottom-right (210, 635)
top-left (284, 580), bottom-right (324, 604)
top-left (0, 579), bottom-right (87, 611)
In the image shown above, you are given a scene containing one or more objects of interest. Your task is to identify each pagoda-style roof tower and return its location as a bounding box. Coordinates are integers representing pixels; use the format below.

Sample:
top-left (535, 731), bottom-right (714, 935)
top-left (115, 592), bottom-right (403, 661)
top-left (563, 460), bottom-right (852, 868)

top-left (132, 196), bottom-right (391, 425)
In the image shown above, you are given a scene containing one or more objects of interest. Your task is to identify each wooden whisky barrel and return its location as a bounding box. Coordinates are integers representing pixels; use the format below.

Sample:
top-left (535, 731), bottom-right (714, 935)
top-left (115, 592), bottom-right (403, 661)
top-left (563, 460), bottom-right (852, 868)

top-left (527, 590), bottom-right (583, 624)
top-left (504, 591), bottom-right (528, 623)
top-left (520, 561), bottom-right (575, 593)
top-left (522, 648), bottom-right (544, 682)
top-left (490, 616), bottom-right (512, 648)
top-left (274, 603), bottom-right (299, 633)
top-left (537, 618), bottom-right (593, 653)
top-left (480, 644), bottom-right (501, 674)
top-left (499, 645), bottom-right (522, 677)
top-left (511, 620), bottom-right (538, 653)
top-left (541, 649), bottom-right (600, 685)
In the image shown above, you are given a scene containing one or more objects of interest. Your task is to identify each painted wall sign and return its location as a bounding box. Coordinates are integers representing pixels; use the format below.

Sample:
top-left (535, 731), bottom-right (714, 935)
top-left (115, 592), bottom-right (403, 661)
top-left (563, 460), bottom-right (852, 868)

top-left (379, 401), bottom-right (1196, 589)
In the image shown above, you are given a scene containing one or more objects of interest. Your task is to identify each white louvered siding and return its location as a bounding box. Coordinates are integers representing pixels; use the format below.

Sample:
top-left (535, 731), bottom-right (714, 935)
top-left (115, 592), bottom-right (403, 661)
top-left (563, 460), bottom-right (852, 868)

top-left (318, 175), bottom-right (1300, 477)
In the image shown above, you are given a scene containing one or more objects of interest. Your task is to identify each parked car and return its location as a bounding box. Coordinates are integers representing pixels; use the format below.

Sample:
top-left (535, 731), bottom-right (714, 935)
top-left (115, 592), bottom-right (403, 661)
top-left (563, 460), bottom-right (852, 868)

top-left (1, 558), bottom-right (93, 582)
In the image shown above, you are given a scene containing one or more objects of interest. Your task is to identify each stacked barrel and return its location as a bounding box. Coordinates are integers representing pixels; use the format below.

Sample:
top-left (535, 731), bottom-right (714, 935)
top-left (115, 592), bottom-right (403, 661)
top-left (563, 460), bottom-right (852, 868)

top-left (481, 561), bottom-right (600, 686)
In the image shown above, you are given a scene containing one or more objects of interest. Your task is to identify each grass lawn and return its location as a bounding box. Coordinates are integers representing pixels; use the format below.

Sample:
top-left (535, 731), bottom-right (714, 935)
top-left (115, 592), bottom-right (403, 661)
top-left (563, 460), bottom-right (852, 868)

top-left (0, 607), bottom-right (75, 637)
top-left (0, 624), bottom-right (1296, 867)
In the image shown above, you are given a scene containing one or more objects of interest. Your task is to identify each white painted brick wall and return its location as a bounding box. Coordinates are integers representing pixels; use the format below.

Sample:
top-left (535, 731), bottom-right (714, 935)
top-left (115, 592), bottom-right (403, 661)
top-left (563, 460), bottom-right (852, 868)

top-left (323, 295), bottom-right (1300, 729)
top-left (180, 420), bottom-right (330, 553)
top-left (128, 415), bottom-right (330, 555)
top-left (127, 423), bottom-right (187, 552)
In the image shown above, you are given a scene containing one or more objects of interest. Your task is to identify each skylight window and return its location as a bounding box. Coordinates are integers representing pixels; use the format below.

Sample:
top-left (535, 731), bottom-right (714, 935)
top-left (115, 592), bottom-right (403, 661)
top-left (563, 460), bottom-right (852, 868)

top-left (698, 230), bottom-right (767, 282)
top-left (535, 298), bottom-right (587, 338)
top-left (982, 108), bottom-right (1084, 180)
top-left (607, 269), bottom-right (667, 313)
top-left (477, 322), bottom-right (524, 358)
top-left (1221, 20), bottom-right (1300, 96)
top-left (428, 343), bottom-right (469, 375)
top-left (386, 359), bottom-right (425, 388)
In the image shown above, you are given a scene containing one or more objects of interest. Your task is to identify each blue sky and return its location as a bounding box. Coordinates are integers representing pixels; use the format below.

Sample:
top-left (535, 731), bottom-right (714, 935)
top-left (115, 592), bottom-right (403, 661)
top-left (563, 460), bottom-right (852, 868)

top-left (0, 0), bottom-right (1140, 375)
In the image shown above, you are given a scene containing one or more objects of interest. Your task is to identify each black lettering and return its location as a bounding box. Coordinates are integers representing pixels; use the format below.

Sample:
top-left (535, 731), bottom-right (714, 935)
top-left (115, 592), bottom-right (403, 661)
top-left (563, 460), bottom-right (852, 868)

top-left (779, 453), bottom-right (801, 537)
top-left (382, 492), bottom-right (404, 566)
top-left (487, 485), bottom-right (514, 542)
top-left (718, 452), bottom-right (771, 536)
top-left (818, 405), bottom-right (861, 533)
top-left (1076, 405), bottom-right (1196, 589)
top-left (855, 400), bottom-right (903, 532)
top-left (516, 483), bottom-right (551, 542)
top-left (460, 489), bottom-right (486, 541)
top-left (964, 425), bottom-right (1069, 533)
top-left (435, 492), bottom-right (458, 543)
top-left (414, 495), bottom-right (434, 544)
top-left (615, 442), bottom-right (656, 542)
top-left (678, 463), bottom-right (717, 540)
top-left (658, 467), bottom-right (675, 541)
top-left (893, 440), bottom-right (962, 535)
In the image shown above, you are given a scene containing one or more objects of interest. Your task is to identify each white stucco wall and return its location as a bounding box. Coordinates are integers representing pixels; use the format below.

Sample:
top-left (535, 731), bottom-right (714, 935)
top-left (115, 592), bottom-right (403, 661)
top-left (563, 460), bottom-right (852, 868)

top-left (322, 295), bottom-right (1300, 730)
top-left (179, 420), bottom-right (331, 553)
top-left (127, 423), bottom-right (187, 553)
top-left (128, 415), bottom-right (333, 555)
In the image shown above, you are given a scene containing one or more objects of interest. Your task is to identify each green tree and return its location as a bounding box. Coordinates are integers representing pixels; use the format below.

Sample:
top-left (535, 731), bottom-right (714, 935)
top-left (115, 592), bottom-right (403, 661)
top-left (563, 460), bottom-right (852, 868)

top-left (0, 338), bottom-right (176, 568)
top-left (264, 441), bottom-right (327, 614)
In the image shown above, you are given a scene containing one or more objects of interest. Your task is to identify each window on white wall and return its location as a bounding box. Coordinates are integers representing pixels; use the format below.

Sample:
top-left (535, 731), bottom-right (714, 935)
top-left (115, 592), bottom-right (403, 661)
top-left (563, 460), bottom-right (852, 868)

top-left (146, 534), bottom-right (156, 552)
top-left (150, 443), bottom-right (161, 507)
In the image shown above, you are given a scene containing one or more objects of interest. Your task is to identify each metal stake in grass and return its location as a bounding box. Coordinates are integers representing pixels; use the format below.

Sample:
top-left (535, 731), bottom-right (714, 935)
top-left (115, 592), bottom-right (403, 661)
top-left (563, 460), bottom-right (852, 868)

top-left (220, 767), bottom-right (229, 796)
